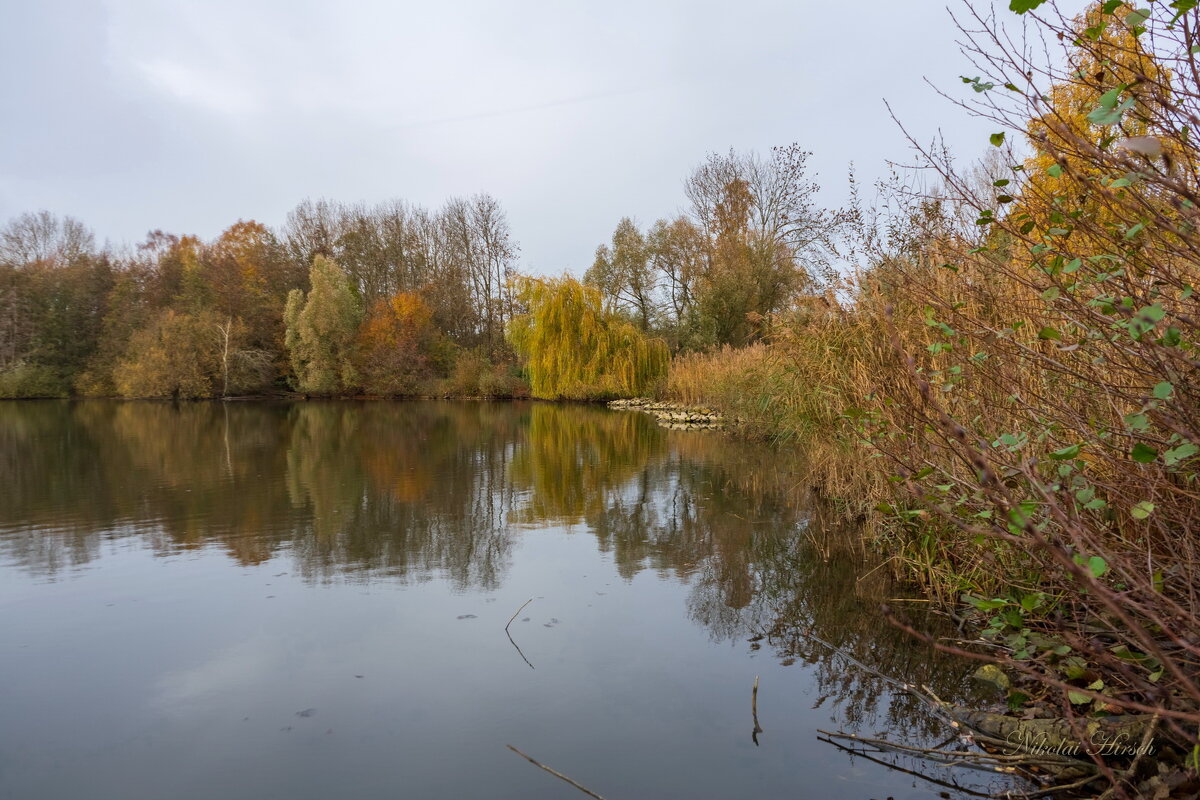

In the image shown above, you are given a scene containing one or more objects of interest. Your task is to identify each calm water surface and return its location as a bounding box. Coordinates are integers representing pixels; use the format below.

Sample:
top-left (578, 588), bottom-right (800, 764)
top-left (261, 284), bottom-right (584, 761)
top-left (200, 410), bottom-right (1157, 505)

top-left (0, 400), bottom-right (1012, 799)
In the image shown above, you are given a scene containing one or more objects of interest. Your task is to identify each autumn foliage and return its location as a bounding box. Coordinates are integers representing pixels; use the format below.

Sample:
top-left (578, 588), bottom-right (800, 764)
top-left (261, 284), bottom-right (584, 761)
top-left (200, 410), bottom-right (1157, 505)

top-left (354, 292), bottom-right (445, 395)
top-left (658, 2), bottom-right (1200, 791)
top-left (507, 276), bottom-right (668, 400)
top-left (0, 194), bottom-right (522, 399)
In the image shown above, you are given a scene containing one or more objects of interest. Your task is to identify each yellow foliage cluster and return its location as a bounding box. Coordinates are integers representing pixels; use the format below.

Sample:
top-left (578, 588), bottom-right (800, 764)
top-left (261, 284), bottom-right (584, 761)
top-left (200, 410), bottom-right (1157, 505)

top-left (507, 276), bottom-right (668, 400)
top-left (113, 310), bottom-right (221, 398)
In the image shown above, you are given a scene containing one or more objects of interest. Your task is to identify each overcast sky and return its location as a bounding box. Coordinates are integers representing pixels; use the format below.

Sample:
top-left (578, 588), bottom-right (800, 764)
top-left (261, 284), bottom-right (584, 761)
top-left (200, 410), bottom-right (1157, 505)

top-left (2, 1), bottom-right (1055, 273)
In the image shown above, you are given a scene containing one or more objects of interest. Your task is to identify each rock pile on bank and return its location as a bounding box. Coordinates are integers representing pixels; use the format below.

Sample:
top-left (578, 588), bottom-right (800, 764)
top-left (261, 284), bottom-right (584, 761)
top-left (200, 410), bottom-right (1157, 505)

top-left (608, 398), bottom-right (725, 430)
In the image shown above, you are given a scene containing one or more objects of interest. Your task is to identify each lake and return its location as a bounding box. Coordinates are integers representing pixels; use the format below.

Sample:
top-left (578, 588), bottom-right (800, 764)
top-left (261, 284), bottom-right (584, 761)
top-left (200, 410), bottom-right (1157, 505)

top-left (0, 400), bottom-right (1013, 799)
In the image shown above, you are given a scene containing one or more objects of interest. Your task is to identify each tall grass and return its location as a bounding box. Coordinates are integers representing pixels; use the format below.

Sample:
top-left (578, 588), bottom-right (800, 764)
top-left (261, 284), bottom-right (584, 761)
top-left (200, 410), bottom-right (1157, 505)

top-left (666, 4), bottom-right (1200, 782)
top-left (659, 322), bottom-right (892, 524)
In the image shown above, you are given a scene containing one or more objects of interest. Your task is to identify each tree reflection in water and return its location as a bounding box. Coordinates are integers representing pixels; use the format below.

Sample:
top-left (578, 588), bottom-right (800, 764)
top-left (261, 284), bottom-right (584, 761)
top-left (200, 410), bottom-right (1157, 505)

top-left (1, 399), bottom-right (991, 763)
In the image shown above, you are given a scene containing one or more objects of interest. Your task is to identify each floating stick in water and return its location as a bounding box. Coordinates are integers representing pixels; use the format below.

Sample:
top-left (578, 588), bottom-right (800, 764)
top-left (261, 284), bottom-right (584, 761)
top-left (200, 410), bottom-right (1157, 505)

top-left (506, 745), bottom-right (608, 800)
top-left (505, 597), bottom-right (535, 670)
top-left (752, 675), bottom-right (763, 745)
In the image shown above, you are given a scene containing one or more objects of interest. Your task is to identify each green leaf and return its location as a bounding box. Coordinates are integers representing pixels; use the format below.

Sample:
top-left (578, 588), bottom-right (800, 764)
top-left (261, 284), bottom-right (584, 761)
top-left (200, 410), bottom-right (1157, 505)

top-left (993, 178), bottom-right (1010, 187)
top-left (1090, 93), bottom-right (1136, 127)
top-left (1041, 287), bottom-right (1061, 301)
top-left (1046, 164), bottom-right (1063, 178)
top-left (1068, 690), bottom-right (1091, 704)
top-left (1164, 442), bottom-right (1198, 466)
top-left (1110, 645), bottom-right (1148, 662)
top-left (1126, 8), bottom-right (1151, 27)
top-left (1170, 3), bottom-right (1197, 26)
top-left (1063, 658), bottom-right (1089, 680)
top-left (968, 596), bottom-right (1010, 611)
top-left (1152, 381), bottom-right (1174, 399)
top-left (1131, 501), bottom-right (1156, 519)
top-left (961, 76), bottom-right (995, 93)
top-left (1102, 0), bottom-right (1124, 12)
top-left (1125, 221), bottom-right (1145, 239)
top-left (1089, 105), bottom-right (1124, 126)
top-left (1136, 304), bottom-right (1165, 323)
top-left (1050, 444), bottom-right (1081, 460)
top-left (1132, 442), bottom-right (1158, 463)
top-left (1125, 412), bottom-right (1150, 431)
top-left (1038, 326), bottom-right (1062, 340)
top-left (1098, 87), bottom-right (1124, 110)
top-left (1009, 0), bottom-right (1048, 12)
top-left (990, 132), bottom-right (1006, 147)
top-left (1088, 556), bottom-right (1108, 578)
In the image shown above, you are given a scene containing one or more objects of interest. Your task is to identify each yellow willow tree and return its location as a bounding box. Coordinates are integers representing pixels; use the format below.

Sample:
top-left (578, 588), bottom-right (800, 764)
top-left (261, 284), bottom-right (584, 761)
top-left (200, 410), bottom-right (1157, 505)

top-left (507, 276), bottom-right (668, 400)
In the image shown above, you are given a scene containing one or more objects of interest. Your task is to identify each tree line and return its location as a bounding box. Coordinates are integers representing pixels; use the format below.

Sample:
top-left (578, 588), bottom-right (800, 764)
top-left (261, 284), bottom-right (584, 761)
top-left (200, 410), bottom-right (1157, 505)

top-left (0, 195), bottom-right (520, 398)
top-left (0, 143), bottom-right (842, 400)
top-left (586, 143), bottom-right (844, 350)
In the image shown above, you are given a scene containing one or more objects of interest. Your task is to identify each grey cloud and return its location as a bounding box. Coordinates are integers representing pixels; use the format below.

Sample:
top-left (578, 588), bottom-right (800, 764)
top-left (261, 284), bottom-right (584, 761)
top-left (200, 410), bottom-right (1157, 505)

top-left (0, 0), bottom-right (1057, 272)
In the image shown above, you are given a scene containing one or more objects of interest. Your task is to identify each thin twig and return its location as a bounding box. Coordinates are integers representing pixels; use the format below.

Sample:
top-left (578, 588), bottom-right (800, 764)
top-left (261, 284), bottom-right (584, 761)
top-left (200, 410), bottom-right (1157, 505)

top-left (854, 554), bottom-right (899, 585)
top-left (751, 675), bottom-right (763, 745)
top-left (816, 736), bottom-right (1000, 798)
top-left (822, 732), bottom-right (1103, 799)
top-left (818, 728), bottom-right (1089, 771)
top-left (506, 598), bottom-right (534, 631)
top-left (506, 745), bottom-right (609, 800)
top-left (505, 597), bottom-right (535, 670)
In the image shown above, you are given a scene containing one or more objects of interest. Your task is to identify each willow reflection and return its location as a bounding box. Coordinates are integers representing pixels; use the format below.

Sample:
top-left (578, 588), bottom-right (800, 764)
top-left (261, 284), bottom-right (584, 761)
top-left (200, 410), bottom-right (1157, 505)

top-left (1, 399), bottom-right (979, 747)
top-left (507, 402), bottom-right (663, 527)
